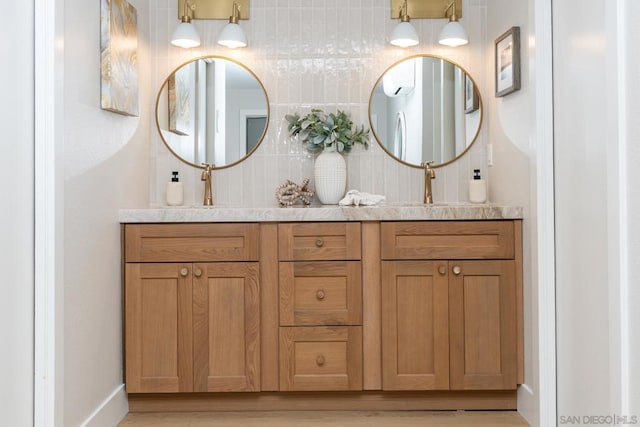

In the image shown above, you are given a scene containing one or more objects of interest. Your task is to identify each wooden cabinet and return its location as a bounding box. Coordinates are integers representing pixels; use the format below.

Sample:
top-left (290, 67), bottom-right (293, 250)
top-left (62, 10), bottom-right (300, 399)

top-left (124, 224), bottom-right (260, 393)
top-left (381, 261), bottom-right (450, 390)
top-left (381, 221), bottom-right (520, 391)
top-left (277, 223), bottom-right (363, 391)
top-left (448, 260), bottom-right (516, 390)
top-left (125, 263), bottom-right (194, 393)
top-left (122, 219), bottom-right (522, 409)
top-left (192, 262), bottom-right (260, 392)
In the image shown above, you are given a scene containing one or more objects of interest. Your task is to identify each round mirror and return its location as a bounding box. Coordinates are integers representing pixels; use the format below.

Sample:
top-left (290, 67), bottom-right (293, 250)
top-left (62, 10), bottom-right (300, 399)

top-left (155, 56), bottom-right (269, 169)
top-left (369, 55), bottom-right (482, 168)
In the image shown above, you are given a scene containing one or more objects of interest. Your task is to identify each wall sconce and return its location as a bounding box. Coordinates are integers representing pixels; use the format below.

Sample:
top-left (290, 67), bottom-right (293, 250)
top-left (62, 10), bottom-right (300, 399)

top-left (217, 2), bottom-right (247, 48)
top-left (171, 0), bottom-right (249, 49)
top-left (438, 1), bottom-right (468, 47)
top-left (390, 0), bottom-right (419, 48)
top-left (389, 0), bottom-right (467, 48)
top-left (171, 0), bottom-right (201, 48)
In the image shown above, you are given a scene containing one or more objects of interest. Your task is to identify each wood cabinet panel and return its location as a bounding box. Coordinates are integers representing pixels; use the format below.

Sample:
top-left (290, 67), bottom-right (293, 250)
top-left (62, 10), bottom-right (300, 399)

top-left (362, 222), bottom-right (382, 391)
top-left (125, 263), bottom-right (193, 393)
top-left (125, 223), bottom-right (259, 262)
top-left (381, 221), bottom-right (514, 260)
top-left (449, 261), bottom-right (517, 390)
top-left (279, 261), bottom-right (362, 326)
top-left (381, 261), bottom-right (450, 390)
top-left (279, 326), bottom-right (362, 391)
top-left (193, 263), bottom-right (261, 392)
top-left (278, 223), bottom-right (361, 261)
top-left (259, 223), bottom-right (280, 391)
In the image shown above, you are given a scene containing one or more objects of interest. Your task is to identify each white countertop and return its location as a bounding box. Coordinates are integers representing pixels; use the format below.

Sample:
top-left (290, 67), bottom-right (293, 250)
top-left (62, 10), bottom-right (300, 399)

top-left (119, 203), bottom-right (523, 223)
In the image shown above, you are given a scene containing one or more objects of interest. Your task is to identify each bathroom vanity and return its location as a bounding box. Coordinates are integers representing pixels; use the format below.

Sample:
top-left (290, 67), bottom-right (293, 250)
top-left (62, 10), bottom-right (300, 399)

top-left (120, 205), bottom-right (523, 411)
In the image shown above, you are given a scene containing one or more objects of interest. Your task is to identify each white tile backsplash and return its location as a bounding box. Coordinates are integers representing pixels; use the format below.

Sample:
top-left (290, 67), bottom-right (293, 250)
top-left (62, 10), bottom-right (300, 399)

top-left (149, 0), bottom-right (488, 207)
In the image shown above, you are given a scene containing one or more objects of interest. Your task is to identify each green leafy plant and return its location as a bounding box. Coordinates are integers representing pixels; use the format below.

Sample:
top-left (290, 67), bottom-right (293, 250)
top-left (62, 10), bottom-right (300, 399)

top-left (285, 109), bottom-right (370, 154)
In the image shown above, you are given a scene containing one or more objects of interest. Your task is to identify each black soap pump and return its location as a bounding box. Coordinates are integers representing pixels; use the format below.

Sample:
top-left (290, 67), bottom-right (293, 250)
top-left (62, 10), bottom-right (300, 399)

top-left (469, 169), bottom-right (487, 203)
top-left (166, 171), bottom-right (184, 206)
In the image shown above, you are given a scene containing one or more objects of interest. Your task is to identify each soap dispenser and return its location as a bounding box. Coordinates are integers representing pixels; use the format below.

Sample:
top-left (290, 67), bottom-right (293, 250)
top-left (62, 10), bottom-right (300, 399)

top-left (469, 169), bottom-right (487, 203)
top-left (166, 171), bottom-right (184, 206)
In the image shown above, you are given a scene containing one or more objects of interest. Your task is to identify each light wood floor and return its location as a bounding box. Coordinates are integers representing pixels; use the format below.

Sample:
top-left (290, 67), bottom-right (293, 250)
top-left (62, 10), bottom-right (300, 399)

top-left (119, 411), bottom-right (530, 426)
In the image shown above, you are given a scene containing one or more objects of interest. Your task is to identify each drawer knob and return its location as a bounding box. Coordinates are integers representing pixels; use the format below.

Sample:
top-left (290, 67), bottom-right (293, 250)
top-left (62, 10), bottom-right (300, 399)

top-left (316, 355), bottom-right (326, 366)
top-left (315, 238), bottom-right (324, 247)
top-left (316, 290), bottom-right (326, 300)
top-left (194, 268), bottom-right (203, 278)
top-left (452, 265), bottom-right (462, 276)
top-left (438, 265), bottom-right (447, 275)
top-left (180, 267), bottom-right (189, 277)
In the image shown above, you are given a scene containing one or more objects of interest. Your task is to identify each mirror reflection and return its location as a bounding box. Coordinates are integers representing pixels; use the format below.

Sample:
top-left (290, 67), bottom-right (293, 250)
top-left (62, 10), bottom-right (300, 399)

top-left (369, 55), bottom-right (482, 168)
top-left (155, 56), bottom-right (269, 169)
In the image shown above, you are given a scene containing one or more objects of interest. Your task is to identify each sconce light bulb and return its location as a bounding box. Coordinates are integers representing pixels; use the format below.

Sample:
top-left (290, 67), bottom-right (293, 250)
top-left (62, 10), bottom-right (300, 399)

top-left (390, 0), bottom-right (419, 48)
top-left (217, 2), bottom-right (247, 48)
top-left (390, 22), bottom-right (419, 48)
top-left (171, 0), bottom-right (200, 48)
top-left (439, 1), bottom-right (468, 47)
top-left (171, 22), bottom-right (201, 48)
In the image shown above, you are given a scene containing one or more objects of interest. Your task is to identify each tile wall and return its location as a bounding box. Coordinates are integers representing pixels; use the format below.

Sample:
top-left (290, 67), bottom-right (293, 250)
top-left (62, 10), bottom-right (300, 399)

top-left (149, 0), bottom-right (488, 206)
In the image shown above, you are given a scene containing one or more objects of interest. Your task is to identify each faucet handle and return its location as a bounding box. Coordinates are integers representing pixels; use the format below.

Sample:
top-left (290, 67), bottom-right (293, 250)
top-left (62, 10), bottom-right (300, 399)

top-left (421, 161), bottom-right (436, 178)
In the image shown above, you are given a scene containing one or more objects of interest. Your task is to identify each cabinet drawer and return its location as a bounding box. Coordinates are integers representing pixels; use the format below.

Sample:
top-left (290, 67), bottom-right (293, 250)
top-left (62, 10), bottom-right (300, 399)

top-left (381, 221), bottom-right (514, 260)
top-left (279, 326), bottom-right (362, 391)
top-left (279, 261), bottom-right (362, 326)
top-left (125, 223), bottom-right (259, 262)
top-left (278, 223), bottom-right (361, 261)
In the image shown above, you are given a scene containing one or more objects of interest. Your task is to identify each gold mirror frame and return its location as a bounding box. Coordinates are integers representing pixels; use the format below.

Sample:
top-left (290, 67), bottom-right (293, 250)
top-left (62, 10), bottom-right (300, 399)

top-left (155, 55), bottom-right (270, 170)
top-left (368, 54), bottom-right (483, 169)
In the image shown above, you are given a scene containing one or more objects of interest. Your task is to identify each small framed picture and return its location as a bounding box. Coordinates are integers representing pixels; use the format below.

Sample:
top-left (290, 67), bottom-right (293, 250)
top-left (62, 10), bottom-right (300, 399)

top-left (464, 74), bottom-right (479, 114)
top-left (495, 26), bottom-right (521, 97)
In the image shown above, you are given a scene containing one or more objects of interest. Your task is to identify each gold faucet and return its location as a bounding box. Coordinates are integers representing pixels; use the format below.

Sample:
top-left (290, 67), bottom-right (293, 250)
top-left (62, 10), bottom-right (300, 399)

top-left (421, 161), bottom-right (436, 204)
top-left (201, 163), bottom-right (214, 206)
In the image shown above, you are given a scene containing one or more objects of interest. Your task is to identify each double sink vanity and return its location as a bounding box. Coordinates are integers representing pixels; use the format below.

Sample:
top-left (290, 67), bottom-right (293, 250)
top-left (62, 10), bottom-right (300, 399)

top-left (120, 52), bottom-right (524, 411)
top-left (120, 205), bottom-right (523, 411)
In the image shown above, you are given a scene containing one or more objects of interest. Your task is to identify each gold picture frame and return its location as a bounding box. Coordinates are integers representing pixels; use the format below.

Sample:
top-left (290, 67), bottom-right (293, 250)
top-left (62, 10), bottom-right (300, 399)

top-left (100, 0), bottom-right (139, 116)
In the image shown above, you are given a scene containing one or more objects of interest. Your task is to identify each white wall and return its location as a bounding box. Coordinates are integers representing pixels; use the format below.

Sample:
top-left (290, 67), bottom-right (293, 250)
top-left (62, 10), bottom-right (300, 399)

top-left (149, 0), bottom-right (489, 207)
top-left (555, 0), bottom-right (639, 421)
top-left (63, 0), bottom-right (150, 425)
top-left (0, 1), bottom-right (35, 425)
top-left (485, 0), bottom-right (539, 424)
top-left (626, 2), bottom-right (640, 417)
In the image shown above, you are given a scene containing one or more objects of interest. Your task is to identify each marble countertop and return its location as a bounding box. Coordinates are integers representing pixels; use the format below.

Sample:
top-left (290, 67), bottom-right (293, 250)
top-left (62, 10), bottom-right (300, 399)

top-left (119, 203), bottom-right (523, 223)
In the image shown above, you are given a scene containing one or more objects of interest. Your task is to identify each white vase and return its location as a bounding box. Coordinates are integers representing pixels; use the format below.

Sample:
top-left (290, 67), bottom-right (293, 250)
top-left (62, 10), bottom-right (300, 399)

top-left (314, 148), bottom-right (347, 204)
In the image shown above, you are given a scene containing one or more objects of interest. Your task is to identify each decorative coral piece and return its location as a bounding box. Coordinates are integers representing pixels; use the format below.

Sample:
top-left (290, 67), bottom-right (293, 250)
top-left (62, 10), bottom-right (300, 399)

top-left (275, 178), bottom-right (314, 207)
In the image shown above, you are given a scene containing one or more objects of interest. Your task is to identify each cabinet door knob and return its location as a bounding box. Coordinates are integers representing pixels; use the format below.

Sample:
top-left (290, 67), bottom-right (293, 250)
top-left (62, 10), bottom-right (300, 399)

top-left (438, 265), bottom-right (447, 275)
top-left (452, 265), bottom-right (462, 276)
top-left (316, 355), bottom-right (326, 366)
top-left (315, 238), bottom-right (325, 247)
top-left (316, 290), bottom-right (326, 300)
top-left (194, 268), bottom-right (203, 278)
top-left (180, 267), bottom-right (189, 277)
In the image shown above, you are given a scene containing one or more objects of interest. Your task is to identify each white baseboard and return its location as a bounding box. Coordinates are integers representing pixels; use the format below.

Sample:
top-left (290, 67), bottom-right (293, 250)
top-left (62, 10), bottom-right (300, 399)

top-left (81, 384), bottom-right (128, 427)
top-left (518, 383), bottom-right (538, 427)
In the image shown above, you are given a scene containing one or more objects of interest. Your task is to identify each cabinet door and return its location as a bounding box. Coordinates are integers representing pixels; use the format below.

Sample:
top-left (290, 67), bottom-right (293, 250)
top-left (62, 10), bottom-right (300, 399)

top-left (125, 263), bottom-right (193, 393)
top-left (381, 261), bottom-right (449, 390)
top-left (193, 262), bottom-right (260, 392)
top-left (449, 260), bottom-right (517, 390)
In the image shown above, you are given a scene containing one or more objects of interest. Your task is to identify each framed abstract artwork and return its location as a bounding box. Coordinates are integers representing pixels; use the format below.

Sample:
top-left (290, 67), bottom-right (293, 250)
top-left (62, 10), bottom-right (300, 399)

top-left (495, 26), bottom-right (521, 97)
top-left (100, 0), bottom-right (139, 116)
top-left (464, 74), bottom-right (479, 113)
top-left (167, 63), bottom-right (194, 136)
